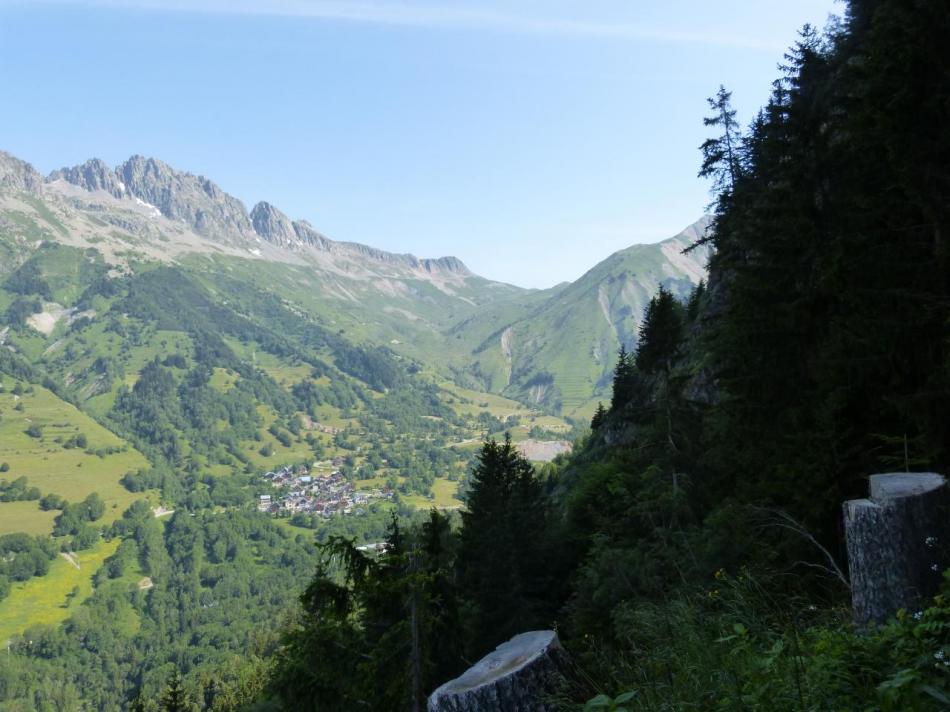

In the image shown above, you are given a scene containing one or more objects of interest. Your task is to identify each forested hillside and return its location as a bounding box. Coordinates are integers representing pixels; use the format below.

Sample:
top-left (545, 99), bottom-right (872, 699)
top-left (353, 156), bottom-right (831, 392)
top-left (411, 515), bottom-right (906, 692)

top-left (449, 218), bottom-right (710, 417)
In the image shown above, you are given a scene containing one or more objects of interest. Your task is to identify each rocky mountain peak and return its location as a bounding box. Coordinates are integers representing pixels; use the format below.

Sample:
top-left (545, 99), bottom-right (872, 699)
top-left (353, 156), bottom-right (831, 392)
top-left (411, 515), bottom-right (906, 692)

top-left (200, 177), bottom-right (222, 201)
top-left (251, 201), bottom-right (297, 247)
top-left (48, 158), bottom-right (125, 197)
top-left (115, 155), bottom-right (256, 245)
top-left (292, 220), bottom-right (331, 250)
top-left (4, 147), bottom-right (492, 290)
top-left (421, 256), bottom-right (470, 275)
top-left (0, 151), bottom-right (44, 194)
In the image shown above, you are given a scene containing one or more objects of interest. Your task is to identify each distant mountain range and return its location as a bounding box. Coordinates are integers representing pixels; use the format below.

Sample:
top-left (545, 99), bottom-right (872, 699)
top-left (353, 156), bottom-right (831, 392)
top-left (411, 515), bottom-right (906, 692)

top-left (0, 149), bottom-right (709, 418)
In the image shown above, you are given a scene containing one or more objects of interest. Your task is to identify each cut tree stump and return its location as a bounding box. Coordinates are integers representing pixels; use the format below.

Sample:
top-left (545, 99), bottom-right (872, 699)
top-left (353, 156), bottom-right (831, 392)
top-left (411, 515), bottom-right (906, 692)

top-left (427, 630), bottom-right (573, 712)
top-left (843, 472), bottom-right (949, 627)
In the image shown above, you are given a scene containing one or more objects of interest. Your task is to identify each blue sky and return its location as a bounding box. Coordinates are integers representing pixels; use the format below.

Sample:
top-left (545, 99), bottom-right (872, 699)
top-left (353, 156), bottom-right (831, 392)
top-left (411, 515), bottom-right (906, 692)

top-left (0, 0), bottom-right (840, 288)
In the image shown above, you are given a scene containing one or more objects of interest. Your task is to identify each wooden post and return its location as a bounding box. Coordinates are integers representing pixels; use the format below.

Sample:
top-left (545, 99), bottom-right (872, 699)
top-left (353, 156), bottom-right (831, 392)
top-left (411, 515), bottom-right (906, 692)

top-left (427, 631), bottom-right (573, 712)
top-left (843, 472), bottom-right (949, 627)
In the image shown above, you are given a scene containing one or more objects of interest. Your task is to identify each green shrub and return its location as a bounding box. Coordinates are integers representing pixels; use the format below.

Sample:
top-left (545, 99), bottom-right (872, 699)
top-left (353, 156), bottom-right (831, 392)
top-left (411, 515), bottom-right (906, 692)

top-left (581, 570), bottom-right (950, 711)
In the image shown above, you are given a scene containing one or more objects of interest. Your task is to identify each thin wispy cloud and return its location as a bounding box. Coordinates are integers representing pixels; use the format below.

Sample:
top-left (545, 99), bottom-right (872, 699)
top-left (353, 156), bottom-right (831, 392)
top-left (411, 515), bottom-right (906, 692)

top-left (14, 0), bottom-right (785, 52)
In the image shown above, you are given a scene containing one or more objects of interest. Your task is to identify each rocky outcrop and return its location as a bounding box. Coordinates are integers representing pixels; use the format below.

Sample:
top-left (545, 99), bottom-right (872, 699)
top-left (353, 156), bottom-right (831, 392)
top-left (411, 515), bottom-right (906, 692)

top-left (291, 219), bottom-right (331, 250)
top-left (421, 256), bottom-right (470, 275)
top-left (251, 201), bottom-right (298, 247)
top-left (115, 155), bottom-right (256, 244)
top-left (428, 631), bottom-right (574, 712)
top-left (48, 158), bottom-right (125, 197)
top-left (0, 151), bottom-right (44, 194)
top-left (330, 240), bottom-right (471, 276)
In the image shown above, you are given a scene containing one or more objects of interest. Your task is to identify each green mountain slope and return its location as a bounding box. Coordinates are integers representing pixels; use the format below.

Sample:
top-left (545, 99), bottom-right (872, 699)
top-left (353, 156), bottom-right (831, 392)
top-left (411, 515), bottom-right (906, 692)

top-left (452, 218), bottom-right (711, 417)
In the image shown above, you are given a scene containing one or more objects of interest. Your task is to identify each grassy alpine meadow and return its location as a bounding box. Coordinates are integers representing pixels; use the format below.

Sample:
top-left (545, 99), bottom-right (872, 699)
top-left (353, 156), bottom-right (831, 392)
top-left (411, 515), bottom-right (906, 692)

top-left (0, 500), bottom-right (59, 536)
top-left (441, 382), bottom-right (573, 432)
top-left (353, 473), bottom-right (463, 509)
top-left (0, 537), bottom-right (121, 643)
top-left (403, 476), bottom-right (462, 509)
top-left (0, 377), bottom-right (151, 535)
top-left (221, 341), bottom-right (314, 389)
top-left (239, 403), bottom-right (325, 471)
top-left (208, 366), bottom-right (238, 392)
top-left (440, 382), bottom-right (536, 418)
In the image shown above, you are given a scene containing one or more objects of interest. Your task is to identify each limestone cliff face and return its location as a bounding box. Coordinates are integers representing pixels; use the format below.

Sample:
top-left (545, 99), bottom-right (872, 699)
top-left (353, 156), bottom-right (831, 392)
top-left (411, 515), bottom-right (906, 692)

top-left (115, 155), bottom-right (257, 245)
top-left (251, 204), bottom-right (336, 251)
top-left (48, 159), bottom-right (125, 197)
top-left (291, 219), bottom-right (331, 250)
top-left (328, 240), bottom-right (472, 276)
top-left (248, 201), bottom-right (470, 278)
top-left (421, 256), bottom-right (469, 275)
top-left (251, 201), bottom-right (298, 248)
top-left (0, 151), bottom-right (44, 194)
top-left (21, 150), bottom-right (479, 281)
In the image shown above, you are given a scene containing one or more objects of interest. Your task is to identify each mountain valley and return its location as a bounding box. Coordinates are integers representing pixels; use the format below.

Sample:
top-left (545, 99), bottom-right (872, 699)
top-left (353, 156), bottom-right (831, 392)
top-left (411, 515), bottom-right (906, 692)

top-left (0, 148), bottom-right (704, 661)
top-left (0, 150), bottom-right (709, 420)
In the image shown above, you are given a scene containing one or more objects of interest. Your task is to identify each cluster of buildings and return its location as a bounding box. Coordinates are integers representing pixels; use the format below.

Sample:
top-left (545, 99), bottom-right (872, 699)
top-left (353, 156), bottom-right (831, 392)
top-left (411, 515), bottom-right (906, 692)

top-left (257, 464), bottom-right (393, 518)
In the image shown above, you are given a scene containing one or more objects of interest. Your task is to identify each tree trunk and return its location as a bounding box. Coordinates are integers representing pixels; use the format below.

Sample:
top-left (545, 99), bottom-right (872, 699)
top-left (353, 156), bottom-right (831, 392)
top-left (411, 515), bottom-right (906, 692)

top-left (843, 472), bottom-right (949, 627)
top-left (427, 631), bottom-right (573, 712)
top-left (410, 589), bottom-right (422, 712)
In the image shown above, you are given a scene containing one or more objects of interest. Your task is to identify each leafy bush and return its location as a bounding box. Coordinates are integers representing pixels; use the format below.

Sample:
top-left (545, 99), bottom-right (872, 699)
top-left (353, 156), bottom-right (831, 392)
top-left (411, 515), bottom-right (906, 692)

top-left (53, 493), bottom-right (107, 536)
top-left (39, 493), bottom-right (66, 511)
top-left (62, 433), bottom-right (88, 449)
top-left (0, 476), bottom-right (42, 502)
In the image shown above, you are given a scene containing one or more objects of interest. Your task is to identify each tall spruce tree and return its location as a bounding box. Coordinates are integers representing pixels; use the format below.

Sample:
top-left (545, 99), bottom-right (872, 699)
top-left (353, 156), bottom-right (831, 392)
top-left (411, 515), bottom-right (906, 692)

top-left (271, 511), bottom-right (464, 711)
top-left (686, 279), bottom-right (705, 322)
top-left (699, 85), bottom-right (743, 193)
top-left (610, 345), bottom-right (635, 412)
top-left (590, 402), bottom-right (607, 430)
top-left (635, 286), bottom-right (684, 376)
top-left (159, 672), bottom-right (192, 712)
top-left (457, 434), bottom-right (550, 656)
